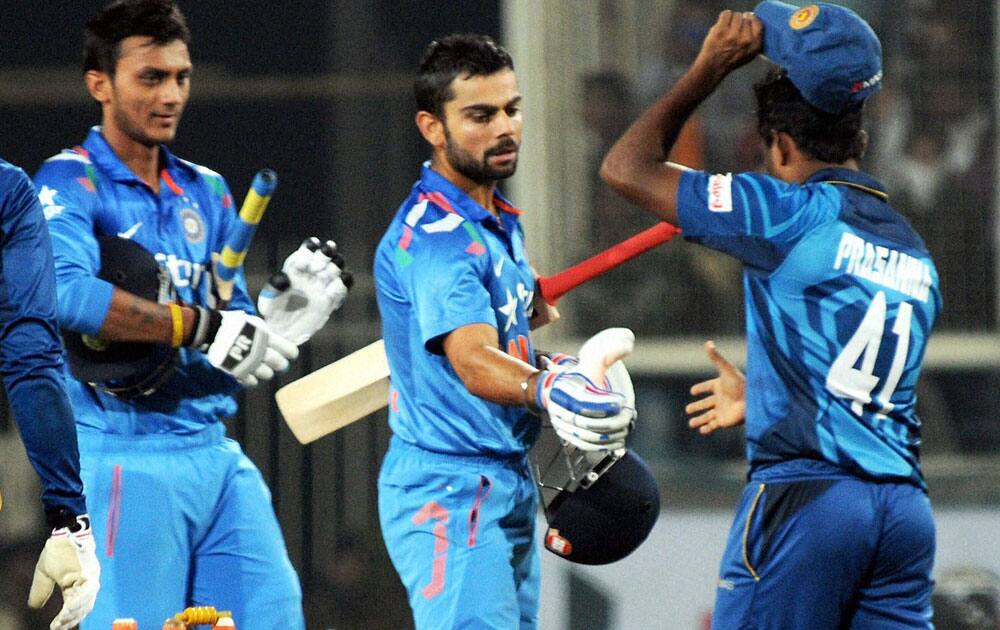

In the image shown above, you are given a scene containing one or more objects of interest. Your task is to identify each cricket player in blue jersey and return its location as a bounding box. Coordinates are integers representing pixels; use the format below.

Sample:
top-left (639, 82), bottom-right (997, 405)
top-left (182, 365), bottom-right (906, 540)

top-left (31, 1), bottom-right (349, 627)
top-left (0, 160), bottom-right (100, 629)
top-left (374, 34), bottom-right (635, 629)
top-left (602, 3), bottom-right (941, 628)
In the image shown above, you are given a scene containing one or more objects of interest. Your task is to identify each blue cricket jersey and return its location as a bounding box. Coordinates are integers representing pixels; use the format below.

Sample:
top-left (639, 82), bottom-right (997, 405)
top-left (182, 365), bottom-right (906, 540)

top-left (374, 164), bottom-right (539, 456)
top-left (33, 127), bottom-right (254, 436)
top-left (0, 159), bottom-right (85, 514)
top-left (677, 167), bottom-right (941, 487)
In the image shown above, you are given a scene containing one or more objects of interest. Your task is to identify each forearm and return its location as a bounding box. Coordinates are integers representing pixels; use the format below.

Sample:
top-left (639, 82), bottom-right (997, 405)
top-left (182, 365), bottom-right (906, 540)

top-left (458, 346), bottom-right (541, 407)
top-left (98, 287), bottom-right (197, 345)
top-left (8, 375), bottom-right (87, 517)
top-left (443, 324), bottom-right (541, 409)
top-left (600, 59), bottom-right (723, 223)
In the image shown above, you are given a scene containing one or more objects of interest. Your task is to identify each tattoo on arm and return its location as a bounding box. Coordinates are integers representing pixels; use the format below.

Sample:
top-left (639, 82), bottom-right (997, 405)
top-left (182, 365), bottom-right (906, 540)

top-left (128, 296), bottom-right (160, 326)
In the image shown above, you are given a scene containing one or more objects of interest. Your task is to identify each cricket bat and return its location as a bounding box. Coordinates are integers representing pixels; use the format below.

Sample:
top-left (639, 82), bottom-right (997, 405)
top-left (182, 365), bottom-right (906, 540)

top-left (276, 222), bottom-right (680, 444)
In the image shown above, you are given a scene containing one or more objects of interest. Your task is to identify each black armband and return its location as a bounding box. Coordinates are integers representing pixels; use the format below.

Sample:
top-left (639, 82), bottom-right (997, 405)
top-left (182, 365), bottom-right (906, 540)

top-left (189, 306), bottom-right (222, 350)
top-left (45, 506), bottom-right (88, 532)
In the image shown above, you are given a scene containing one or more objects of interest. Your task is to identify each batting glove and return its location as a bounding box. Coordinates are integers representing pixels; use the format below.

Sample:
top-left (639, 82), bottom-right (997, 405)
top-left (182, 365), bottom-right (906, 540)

top-left (28, 514), bottom-right (100, 630)
top-left (536, 369), bottom-right (632, 452)
top-left (190, 307), bottom-right (298, 387)
top-left (258, 237), bottom-right (352, 345)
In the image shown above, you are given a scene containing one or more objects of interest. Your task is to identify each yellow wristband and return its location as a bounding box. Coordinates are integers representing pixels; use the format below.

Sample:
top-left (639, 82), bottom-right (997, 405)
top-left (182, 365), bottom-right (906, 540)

top-left (168, 303), bottom-right (184, 348)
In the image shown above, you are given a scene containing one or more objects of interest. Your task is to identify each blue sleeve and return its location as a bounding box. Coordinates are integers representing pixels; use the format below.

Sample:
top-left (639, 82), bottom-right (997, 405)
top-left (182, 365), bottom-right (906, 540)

top-left (33, 157), bottom-right (114, 334)
top-left (206, 172), bottom-right (255, 315)
top-left (676, 170), bottom-right (842, 271)
top-left (394, 209), bottom-right (496, 354)
top-left (0, 164), bottom-right (86, 515)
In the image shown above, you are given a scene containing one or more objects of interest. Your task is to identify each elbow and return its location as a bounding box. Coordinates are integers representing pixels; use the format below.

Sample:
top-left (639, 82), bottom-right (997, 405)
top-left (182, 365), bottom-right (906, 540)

top-left (599, 152), bottom-right (630, 193)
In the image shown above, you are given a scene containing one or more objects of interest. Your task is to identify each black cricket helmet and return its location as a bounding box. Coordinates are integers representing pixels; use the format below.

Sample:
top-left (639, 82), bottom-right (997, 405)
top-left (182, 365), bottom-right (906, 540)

top-left (543, 449), bottom-right (660, 565)
top-left (62, 235), bottom-right (178, 398)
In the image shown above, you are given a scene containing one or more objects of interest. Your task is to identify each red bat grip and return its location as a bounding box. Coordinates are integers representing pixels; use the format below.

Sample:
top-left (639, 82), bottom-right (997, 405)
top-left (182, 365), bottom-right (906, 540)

top-left (537, 222), bottom-right (680, 304)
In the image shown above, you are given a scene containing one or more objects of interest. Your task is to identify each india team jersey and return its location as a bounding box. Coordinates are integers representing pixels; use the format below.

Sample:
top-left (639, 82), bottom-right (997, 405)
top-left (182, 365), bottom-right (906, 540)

top-left (33, 127), bottom-right (254, 435)
top-left (374, 164), bottom-right (539, 456)
top-left (677, 167), bottom-right (941, 486)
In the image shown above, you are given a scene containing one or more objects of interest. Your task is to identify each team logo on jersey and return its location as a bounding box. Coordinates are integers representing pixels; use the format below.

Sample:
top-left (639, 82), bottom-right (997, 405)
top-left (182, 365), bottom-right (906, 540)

top-left (180, 208), bottom-right (205, 244)
top-left (707, 173), bottom-right (733, 213)
top-left (789, 5), bottom-right (819, 30)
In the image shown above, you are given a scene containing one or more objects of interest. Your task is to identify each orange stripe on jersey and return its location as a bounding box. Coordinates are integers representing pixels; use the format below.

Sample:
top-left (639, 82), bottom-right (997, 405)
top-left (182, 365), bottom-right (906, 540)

top-left (518, 336), bottom-right (530, 363)
top-left (494, 197), bottom-right (522, 216)
top-left (160, 169), bottom-right (185, 195)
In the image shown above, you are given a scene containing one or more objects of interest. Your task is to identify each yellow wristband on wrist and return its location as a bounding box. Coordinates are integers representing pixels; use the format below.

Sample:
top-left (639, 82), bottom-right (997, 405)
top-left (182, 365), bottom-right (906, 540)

top-left (168, 303), bottom-right (184, 348)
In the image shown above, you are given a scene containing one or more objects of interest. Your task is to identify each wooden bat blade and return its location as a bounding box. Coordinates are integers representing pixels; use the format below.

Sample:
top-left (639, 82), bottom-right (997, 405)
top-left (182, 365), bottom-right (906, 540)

top-left (276, 339), bottom-right (390, 444)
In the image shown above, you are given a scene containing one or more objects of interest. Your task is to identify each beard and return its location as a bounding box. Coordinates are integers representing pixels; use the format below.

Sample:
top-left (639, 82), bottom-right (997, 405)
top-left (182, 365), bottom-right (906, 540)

top-left (444, 129), bottom-right (519, 184)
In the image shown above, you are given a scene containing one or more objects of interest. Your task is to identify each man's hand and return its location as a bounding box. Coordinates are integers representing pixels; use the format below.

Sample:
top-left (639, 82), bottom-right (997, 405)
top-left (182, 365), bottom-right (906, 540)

top-left (694, 10), bottom-right (763, 82)
top-left (197, 309), bottom-right (298, 387)
top-left (258, 237), bottom-right (352, 345)
top-left (536, 369), bottom-right (633, 452)
top-left (686, 340), bottom-right (746, 434)
top-left (28, 515), bottom-right (100, 630)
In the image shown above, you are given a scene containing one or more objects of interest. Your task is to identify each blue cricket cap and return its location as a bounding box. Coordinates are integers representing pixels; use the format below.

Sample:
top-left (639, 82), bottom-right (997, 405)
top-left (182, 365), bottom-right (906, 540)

top-left (754, 1), bottom-right (882, 113)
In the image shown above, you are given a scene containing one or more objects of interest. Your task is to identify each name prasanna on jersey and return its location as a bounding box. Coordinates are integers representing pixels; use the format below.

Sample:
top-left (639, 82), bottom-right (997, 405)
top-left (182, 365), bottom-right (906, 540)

top-left (677, 167), bottom-right (942, 487)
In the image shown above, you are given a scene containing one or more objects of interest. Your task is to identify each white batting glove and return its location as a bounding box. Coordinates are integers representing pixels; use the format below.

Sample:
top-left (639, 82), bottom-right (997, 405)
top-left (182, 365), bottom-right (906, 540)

top-left (192, 308), bottom-right (299, 387)
top-left (28, 515), bottom-right (100, 630)
top-left (536, 369), bottom-right (632, 452)
top-left (258, 237), bottom-right (352, 345)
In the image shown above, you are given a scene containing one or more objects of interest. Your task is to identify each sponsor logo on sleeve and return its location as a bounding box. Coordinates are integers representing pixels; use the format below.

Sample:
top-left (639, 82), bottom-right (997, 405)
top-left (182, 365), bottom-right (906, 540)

top-left (707, 173), bottom-right (734, 213)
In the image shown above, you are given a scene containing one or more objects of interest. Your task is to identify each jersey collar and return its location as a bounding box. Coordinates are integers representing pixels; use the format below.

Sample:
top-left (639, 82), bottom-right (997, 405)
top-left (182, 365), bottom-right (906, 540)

top-left (418, 162), bottom-right (523, 226)
top-left (82, 126), bottom-right (192, 190)
top-left (806, 167), bottom-right (888, 201)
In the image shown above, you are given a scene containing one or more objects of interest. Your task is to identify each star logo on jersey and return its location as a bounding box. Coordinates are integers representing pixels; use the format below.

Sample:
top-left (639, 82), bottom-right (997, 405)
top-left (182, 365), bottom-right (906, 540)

top-left (37, 186), bottom-right (65, 219)
top-left (498, 288), bottom-right (518, 332)
top-left (117, 221), bottom-right (143, 239)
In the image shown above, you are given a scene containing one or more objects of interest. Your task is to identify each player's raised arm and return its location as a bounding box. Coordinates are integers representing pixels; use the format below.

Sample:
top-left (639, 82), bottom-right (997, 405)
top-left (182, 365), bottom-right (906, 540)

top-left (600, 10), bottom-right (762, 224)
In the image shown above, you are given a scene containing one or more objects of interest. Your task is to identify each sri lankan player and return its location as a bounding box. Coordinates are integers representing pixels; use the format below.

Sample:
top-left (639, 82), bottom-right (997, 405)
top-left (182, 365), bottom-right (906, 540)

top-left (0, 159), bottom-right (99, 629)
top-left (374, 34), bottom-right (635, 629)
top-left (602, 3), bottom-right (939, 628)
top-left (31, 1), bottom-right (348, 627)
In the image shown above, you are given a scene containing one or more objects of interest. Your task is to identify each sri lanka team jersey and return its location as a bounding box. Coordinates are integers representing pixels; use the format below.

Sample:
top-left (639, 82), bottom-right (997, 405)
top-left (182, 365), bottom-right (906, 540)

top-left (677, 167), bottom-right (941, 487)
top-left (34, 127), bottom-right (254, 435)
top-left (374, 164), bottom-right (539, 456)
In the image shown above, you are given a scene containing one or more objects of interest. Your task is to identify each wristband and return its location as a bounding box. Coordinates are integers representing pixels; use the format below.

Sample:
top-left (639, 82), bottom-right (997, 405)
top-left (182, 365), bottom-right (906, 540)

top-left (168, 303), bottom-right (184, 348)
top-left (521, 371), bottom-right (541, 415)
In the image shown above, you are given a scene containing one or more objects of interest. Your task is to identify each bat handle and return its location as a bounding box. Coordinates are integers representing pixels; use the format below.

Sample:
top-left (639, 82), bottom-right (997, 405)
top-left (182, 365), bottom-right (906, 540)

top-left (576, 327), bottom-right (634, 385)
top-left (538, 222), bottom-right (680, 305)
top-left (216, 169), bottom-right (278, 306)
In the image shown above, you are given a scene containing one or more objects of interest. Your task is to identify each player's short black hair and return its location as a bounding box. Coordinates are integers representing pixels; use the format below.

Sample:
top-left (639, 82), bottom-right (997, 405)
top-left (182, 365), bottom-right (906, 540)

top-left (415, 33), bottom-right (514, 118)
top-left (84, 0), bottom-right (190, 76)
top-left (754, 67), bottom-right (867, 164)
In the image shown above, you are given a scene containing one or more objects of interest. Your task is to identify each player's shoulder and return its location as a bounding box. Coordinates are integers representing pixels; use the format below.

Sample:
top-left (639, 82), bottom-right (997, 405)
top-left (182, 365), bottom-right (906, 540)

top-left (35, 146), bottom-right (94, 182)
top-left (398, 190), bottom-right (473, 240)
top-left (0, 158), bottom-right (31, 188)
top-left (174, 158), bottom-right (235, 210)
top-left (175, 157), bottom-right (224, 189)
